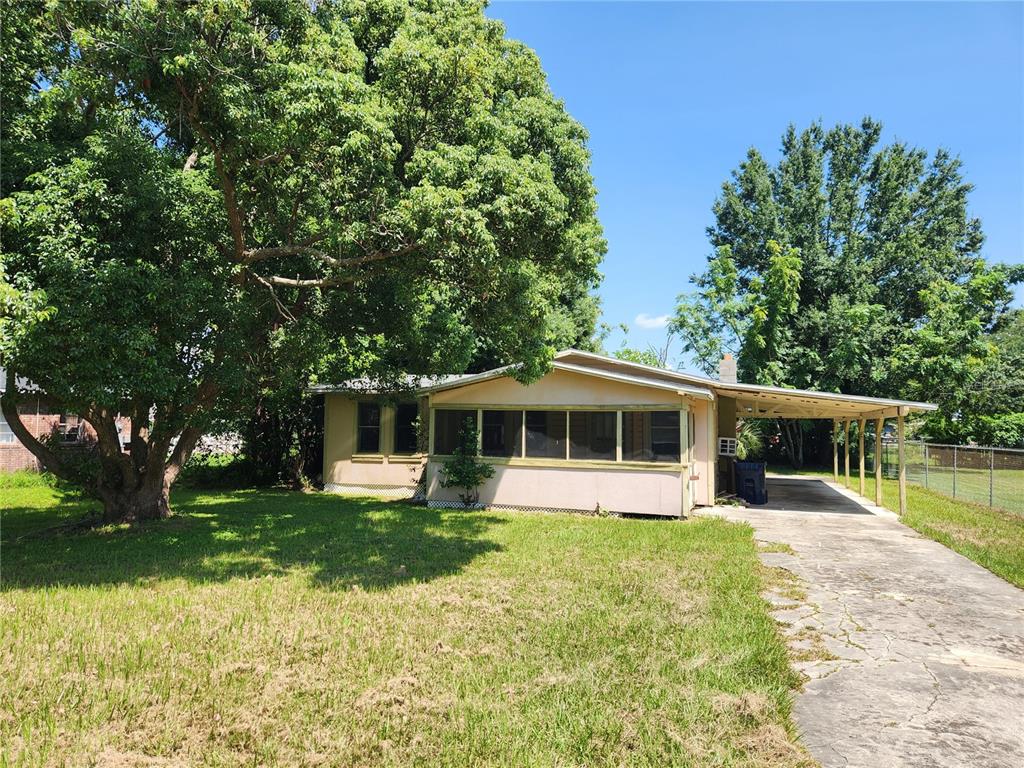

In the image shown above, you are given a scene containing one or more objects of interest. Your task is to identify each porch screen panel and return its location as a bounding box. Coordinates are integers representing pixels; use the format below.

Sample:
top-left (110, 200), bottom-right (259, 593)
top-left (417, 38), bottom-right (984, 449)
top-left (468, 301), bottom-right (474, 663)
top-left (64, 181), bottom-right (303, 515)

top-left (569, 411), bottom-right (616, 460)
top-left (525, 410), bottom-right (567, 458)
top-left (393, 403), bottom-right (419, 454)
top-left (433, 409), bottom-right (477, 455)
top-left (482, 410), bottom-right (523, 457)
top-left (622, 411), bottom-right (680, 462)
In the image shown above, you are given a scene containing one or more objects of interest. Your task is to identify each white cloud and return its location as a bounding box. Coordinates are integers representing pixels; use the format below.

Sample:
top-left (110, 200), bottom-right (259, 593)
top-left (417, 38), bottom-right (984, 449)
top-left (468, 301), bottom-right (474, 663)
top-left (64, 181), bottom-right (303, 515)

top-left (633, 313), bottom-right (670, 330)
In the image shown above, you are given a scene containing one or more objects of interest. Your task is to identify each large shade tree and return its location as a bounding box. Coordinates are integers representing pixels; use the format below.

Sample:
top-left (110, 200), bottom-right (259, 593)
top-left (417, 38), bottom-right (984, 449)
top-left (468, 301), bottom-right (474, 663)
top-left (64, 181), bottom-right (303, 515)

top-left (0, 0), bottom-right (605, 520)
top-left (673, 118), bottom-right (1022, 464)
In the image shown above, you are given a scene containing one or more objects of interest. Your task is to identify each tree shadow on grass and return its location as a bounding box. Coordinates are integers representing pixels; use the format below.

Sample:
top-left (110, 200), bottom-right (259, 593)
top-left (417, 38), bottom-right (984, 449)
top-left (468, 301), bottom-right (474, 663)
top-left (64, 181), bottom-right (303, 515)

top-left (0, 489), bottom-right (505, 591)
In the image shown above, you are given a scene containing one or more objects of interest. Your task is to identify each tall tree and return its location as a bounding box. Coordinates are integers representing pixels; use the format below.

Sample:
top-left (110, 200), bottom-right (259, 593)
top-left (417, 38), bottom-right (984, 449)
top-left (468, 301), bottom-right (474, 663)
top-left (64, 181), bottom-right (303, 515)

top-left (0, 0), bottom-right (605, 521)
top-left (673, 118), bottom-right (1021, 462)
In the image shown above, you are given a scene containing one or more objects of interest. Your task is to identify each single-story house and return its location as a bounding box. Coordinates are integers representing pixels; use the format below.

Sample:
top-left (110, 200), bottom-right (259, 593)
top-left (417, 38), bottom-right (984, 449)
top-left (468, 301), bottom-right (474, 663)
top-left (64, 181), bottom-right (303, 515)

top-left (313, 350), bottom-right (936, 517)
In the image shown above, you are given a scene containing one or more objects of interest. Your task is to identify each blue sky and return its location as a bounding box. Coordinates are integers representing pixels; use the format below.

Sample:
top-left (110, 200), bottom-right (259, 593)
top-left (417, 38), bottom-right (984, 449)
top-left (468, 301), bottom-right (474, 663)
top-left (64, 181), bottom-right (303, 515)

top-left (486, 1), bottom-right (1024, 367)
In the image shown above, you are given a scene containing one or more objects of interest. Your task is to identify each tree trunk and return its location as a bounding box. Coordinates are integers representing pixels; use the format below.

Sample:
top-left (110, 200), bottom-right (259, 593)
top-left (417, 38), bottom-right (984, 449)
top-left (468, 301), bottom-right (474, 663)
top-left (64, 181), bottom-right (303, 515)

top-left (97, 478), bottom-right (171, 523)
top-left (779, 419), bottom-right (805, 469)
top-left (1, 367), bottom-right (205, 525)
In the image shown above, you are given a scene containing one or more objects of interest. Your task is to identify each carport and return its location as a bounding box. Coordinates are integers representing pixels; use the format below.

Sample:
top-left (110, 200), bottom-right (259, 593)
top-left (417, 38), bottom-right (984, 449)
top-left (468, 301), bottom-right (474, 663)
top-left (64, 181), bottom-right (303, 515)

top-left (714, 381), bottom-right (938, 515)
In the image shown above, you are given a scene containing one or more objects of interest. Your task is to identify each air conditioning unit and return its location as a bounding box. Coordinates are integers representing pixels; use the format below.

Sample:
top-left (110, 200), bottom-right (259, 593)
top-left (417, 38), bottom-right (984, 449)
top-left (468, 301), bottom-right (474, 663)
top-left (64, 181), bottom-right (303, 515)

top-left (718, 437), bottom-right (738, 457)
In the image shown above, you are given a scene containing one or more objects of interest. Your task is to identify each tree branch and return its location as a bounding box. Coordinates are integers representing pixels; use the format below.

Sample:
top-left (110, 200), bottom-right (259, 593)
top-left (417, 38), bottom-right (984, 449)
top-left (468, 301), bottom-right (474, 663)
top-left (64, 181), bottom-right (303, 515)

top-left (265, 274), bottom-right (355, 288)
top-left (249, 244), bottom-right (418, 291)
top-left (0, 370), bottom-right (74, 482)
top-left (178, 81), bottom-right (246, 260)
top-left (164, 425), bottom-right (203, 487)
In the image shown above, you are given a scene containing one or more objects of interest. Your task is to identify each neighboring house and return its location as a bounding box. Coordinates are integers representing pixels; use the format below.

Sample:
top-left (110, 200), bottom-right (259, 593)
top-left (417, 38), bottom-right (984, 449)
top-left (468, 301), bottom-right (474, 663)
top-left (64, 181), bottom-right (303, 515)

top-left (0, 367), bottom-right (129, 473)
top-left (314, 349), bottom-right (936, 517)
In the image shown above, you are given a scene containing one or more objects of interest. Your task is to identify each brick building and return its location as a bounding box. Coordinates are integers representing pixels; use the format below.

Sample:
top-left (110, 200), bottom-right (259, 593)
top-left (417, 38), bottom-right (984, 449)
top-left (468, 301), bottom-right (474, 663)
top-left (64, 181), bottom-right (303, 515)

top-left (0, 368), bottom-right (126, 473)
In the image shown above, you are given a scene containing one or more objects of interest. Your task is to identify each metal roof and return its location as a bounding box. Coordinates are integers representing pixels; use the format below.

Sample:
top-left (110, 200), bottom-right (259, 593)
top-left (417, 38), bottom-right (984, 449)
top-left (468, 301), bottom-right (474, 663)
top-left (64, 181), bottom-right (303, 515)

top-left (307, 373), bottom-right (472, 395)
top-left (313, 349), bottom-right (937, 418)
top-left (553, 350), bottom-right (937, 418)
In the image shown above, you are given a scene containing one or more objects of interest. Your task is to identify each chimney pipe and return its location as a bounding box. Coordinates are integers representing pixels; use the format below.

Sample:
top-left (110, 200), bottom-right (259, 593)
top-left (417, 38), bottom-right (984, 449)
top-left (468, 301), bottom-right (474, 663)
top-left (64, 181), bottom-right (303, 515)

top-left (719, 353), bottom-right (737, 384)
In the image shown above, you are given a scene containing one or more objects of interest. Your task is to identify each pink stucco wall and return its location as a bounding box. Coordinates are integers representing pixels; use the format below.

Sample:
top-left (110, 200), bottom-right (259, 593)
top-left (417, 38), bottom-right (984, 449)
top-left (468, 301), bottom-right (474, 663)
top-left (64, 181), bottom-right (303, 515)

top-left (425, 461), bottom-right (684, 516)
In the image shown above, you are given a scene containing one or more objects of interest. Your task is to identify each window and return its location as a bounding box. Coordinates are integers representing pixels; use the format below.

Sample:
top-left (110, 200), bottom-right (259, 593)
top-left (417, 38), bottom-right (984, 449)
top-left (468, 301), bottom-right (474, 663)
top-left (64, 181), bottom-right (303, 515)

top-left (433, 409), bottom-right (477, 455)
top-left (356, 402), bottom-right (381, 454)
top-left (0, 411), bottom-right (14, 444)
top-left (482, 410), bottom-right (523, 458)
top-left (622, 411), bottom-right (680, 462)
top-left (569, 411), bottom-right (616, 460)
top-left (58, 414), bottom-right (83, 443)
top-left (393, 403), bottom-right (419, 454)
top-left (525, 410), bottom-right (567, 459)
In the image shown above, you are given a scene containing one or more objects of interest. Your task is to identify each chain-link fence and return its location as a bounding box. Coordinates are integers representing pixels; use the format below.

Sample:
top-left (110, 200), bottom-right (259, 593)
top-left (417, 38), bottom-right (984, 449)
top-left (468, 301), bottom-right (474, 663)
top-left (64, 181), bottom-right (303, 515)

top-left (878, 440), bottom-right (1024, 515)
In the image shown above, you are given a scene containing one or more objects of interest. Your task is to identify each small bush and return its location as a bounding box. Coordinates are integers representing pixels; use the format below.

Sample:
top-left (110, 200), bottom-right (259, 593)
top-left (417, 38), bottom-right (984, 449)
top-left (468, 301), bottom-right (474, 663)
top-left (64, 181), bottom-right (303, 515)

top-left (179, 453), bottom-right (252, 489)
top-left (439, 418), bottom-right (494, 507)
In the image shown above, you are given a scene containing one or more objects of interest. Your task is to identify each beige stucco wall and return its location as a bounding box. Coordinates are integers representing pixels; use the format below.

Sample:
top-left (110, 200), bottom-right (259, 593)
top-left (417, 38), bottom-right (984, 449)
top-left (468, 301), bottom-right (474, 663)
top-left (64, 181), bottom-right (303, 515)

top-left (322, 394), bottom-right (425, 493)
top-left (425, 461), bottom-right (684, 517)
top-left (431, 368), bottom-right (684, 406)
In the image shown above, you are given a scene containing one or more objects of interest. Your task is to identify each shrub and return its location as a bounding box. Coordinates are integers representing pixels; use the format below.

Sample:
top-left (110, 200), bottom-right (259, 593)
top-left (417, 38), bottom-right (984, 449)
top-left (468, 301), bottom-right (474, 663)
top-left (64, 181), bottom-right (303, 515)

top-left (0, 469), bottom-right (57, 489)
top-left (179, 453), bottom-right (253, 489)
top-left (439, 417), bottom-right (494, 507)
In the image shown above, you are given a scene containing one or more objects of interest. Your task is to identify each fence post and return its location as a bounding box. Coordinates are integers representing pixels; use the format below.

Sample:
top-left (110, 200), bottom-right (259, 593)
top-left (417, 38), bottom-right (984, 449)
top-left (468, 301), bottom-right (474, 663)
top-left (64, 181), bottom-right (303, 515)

top-left (953, 445), bottom-right (957, 499)
top-left (924, 443), bottom-right (929, 489)
top-left (990, 448), bottom-right (995, 508)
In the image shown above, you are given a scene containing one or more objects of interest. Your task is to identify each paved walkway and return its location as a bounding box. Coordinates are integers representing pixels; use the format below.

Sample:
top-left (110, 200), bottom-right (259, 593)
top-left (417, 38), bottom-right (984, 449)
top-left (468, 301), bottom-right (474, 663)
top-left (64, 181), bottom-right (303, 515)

top-left (705, 477), bottom-right (1024, 768)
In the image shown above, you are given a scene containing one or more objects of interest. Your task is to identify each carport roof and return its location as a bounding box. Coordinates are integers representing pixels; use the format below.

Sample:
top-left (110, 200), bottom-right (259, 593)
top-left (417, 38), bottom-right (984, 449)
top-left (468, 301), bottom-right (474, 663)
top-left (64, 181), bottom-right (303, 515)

top-left (551, 350), bottom-right (937, 419)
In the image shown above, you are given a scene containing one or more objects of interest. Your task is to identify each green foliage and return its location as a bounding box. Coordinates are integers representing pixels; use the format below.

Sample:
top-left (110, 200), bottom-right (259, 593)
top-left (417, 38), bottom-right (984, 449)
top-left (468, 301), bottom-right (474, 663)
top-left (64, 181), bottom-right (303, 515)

top-left (613, 347), bottom-right (663, 368)
top-left (735, 420), bottom-right (765, 461)
top-left (927, 308), bottom-right (1024, 446)
top-left (439, 417), bottom-right (494, 507)
top-left (673, 117), bottom-right (1021, 446)
top-left (673, 240), bottom-right (801, 384)
top-left (967, 414), bottom-right (1024, 449)
top-left (0, 0), bottom-right (604, 513)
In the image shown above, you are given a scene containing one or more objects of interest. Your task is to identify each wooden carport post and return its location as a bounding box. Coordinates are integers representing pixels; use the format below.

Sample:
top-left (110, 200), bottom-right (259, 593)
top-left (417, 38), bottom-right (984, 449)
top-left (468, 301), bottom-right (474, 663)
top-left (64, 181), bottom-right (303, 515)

top-left (858, 418), bottom-right (866, 497)
top-left (897, 407), bottom-right (907, 516)
top-left (874, 417), bottom-right (884, 507)
top-left (843, 419), bottom-right (850, 488)
top-left (832, 419), bottom-right (839, 483)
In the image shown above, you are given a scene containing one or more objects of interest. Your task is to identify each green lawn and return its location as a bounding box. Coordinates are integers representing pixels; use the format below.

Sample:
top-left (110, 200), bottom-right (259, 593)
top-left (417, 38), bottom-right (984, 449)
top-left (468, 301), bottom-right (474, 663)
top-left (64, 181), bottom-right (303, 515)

top-left (776, 466), bottom-right (1024, 589)
top-left (0, 483), bottom-right (810, 767)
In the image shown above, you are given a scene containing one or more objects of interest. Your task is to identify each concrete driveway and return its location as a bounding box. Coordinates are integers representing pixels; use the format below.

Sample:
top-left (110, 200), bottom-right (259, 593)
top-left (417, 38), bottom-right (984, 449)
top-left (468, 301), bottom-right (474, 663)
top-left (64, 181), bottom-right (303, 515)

top-left (706, 477), bottom-right (1024, 768)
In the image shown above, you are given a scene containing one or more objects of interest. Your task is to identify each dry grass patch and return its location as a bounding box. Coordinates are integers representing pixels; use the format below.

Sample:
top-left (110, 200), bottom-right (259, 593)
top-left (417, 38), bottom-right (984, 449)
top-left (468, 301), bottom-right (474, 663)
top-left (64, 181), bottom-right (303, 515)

top-left (2, 485), bottom-right (810, 766)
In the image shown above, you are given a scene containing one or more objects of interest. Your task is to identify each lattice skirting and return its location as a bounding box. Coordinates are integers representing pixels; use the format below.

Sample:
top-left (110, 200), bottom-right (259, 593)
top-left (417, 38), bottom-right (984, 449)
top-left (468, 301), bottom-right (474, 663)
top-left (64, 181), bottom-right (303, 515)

top-left (426, 498), bottom-right (629, 516)
top-left (325, 482), bottom-right (423, 499)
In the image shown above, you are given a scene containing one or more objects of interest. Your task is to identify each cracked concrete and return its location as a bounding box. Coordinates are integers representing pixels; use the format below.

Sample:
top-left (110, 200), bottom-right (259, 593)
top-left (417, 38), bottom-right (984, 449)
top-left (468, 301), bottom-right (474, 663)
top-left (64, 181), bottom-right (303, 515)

top-left (705, 476), bottom-right (1024, 768)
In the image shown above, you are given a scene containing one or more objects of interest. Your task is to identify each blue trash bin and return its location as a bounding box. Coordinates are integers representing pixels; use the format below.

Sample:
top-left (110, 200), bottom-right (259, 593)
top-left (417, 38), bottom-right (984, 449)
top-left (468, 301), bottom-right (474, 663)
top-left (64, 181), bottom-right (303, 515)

top-left (734, 461), bottom-right (768, 505)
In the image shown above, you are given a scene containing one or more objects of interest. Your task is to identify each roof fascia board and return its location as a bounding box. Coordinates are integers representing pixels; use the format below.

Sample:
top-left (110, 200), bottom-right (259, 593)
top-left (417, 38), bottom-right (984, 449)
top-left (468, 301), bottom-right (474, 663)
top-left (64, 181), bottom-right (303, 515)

top-left (720, 383), bottom-right (937, 413)
top-left (554, 349), bottom-right (717, 387)
top-left (551, 361), bottom-right (714, 399)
